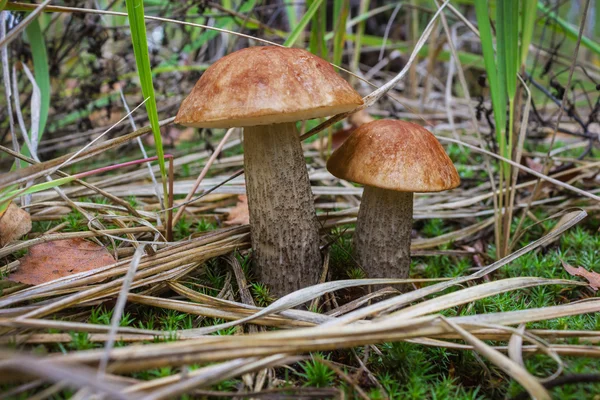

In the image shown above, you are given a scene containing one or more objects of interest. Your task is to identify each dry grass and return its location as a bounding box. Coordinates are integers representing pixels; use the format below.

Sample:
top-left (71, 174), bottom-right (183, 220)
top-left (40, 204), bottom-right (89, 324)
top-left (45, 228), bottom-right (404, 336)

top-left (1, 1), bottom-right (599, 399)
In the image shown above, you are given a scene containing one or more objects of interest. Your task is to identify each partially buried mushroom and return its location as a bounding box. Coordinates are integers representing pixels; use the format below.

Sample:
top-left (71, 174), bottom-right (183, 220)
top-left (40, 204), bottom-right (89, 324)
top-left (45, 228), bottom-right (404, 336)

top-left (327, 120), bottom-right (460, 280)
top-left (176, 46), bottom-right (363, 297)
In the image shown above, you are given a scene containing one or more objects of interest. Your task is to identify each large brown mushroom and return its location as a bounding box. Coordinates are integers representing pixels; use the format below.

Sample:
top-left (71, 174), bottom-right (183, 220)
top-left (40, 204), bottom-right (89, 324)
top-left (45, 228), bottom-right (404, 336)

top-left (327, 120), bottom-right (460, 280)
top-left (176, 46), bottom-right (363, 296)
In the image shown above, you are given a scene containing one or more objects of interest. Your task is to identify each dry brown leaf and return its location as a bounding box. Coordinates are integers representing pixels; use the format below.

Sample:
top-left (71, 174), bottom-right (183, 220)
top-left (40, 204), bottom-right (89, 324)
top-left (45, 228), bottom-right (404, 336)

top-left (9, 238), bottom-right (115, 285)
top-left (0, 202), bottom-right (32, 246)
top-left (561, 260), bottom-right (600, 290)
top-left (224, 195), bottom-right (249, 226)
top-left (524, 157), bottom-right (544, 173)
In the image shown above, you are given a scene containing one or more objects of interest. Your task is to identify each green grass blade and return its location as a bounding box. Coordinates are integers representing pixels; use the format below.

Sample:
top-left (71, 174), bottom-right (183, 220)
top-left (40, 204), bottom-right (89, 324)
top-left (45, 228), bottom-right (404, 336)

top-left (324, 3), bottom-right (400, 42)
top-left (342, 33), bottom-right (484, 67)
top-left (502, 0), bottom-right (519, 102)
top-left (24, 18), bottom-right (49, 141)
top-left (283, 0), bottom-right (324, 47)
top-left (125, 0), bottom-right (167, 204)
top-left (537, 1), bottom-right (600, 56)
top-left (474, 0), bottom-right (505, 138)
top-left (308, 0), bottom-right (327, 58)
top-left (0, 0), bottom-right (7, 11)
top-left (495, 1), bottom-right (508, 136)
top-left (181, 0), bottom-right (256, 55)
top-left (0, 155), bottom-right (164, 211)
top-left (332, 0), bottom-right (349, 68)
top-left (596, 0), bottom-right (600, 39)
top-left (350, 0), bottom-right (371, 76)
top-left (1, 176), bottom-right (73, 206)
top-left (520, 0), bottom-right (537, 67)
top-left (284, 1), bottom-right (298, 30)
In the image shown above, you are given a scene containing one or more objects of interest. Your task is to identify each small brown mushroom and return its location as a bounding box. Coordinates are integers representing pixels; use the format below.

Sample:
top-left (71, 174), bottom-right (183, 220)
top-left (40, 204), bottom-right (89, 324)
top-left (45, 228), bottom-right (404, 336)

top-left (326, 119), bottom-right (460, 280)
top-left (176, 46), bottom-right (363, 296)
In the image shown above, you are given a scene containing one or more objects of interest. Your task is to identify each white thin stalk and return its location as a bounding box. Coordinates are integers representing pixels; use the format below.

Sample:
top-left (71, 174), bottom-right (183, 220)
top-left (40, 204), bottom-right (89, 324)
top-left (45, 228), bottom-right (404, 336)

top-left (119, 89), bottom-right (164, 210)
top-left (97, 245), bottom-right (145, 377)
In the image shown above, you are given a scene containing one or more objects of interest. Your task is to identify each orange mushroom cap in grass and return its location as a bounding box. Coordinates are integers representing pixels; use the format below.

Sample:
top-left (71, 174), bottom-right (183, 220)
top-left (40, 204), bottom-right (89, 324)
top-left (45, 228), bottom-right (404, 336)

top-left (176, 46), bottom-right (363, 297)
top-left (327, 119), bottom-right (459, 280)
top-left (176, 46), bottom-right (363, 128)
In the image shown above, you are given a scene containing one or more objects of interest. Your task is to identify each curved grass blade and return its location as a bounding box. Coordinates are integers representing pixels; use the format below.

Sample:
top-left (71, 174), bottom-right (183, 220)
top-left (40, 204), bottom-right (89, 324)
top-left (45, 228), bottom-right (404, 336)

top-left (537, 2), bottom-right (600, 56)
top-left (284, 1), bottom-right (298, 30)
top-left (474, 0), bottom-right (505, 144)
top-left (308, 0), bottom-right (327, 58)
top-left (332, 0), bottom-right (349, 68)
top-left (520, 0), bottom-right (537, 67)
top-left (350, 0), bottom-right (371, 77)
top-left (441, 317), bottom-right (551, 400)
top-left (0, 156), bottom-right (166, 211)
top-left (181, 1), bottom-right (257, 56)
top-left (283, 0), bottom-right (324, 47)
top-left (124, 0), bottom-right (167, 207)
top-left (24, 18), bottom-right (49, 142)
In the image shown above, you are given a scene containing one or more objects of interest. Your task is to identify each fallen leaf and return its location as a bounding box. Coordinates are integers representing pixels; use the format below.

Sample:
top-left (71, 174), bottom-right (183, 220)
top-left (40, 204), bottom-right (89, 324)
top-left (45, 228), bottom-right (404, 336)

top-left (524, 157), bottom-right (544, 173)
top-left (224, 195), bottom-right (249, 226)
top-left (561, 260), bottom-right (600, 290)
top-left (9, 238), bottom-right (115, 285)
top-left (0, 202), bottom-right (32, 246)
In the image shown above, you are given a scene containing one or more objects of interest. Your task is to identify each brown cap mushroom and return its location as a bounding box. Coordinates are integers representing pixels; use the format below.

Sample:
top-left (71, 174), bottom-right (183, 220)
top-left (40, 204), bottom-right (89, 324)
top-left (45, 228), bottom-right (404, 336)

top-left (327, 119), bottom-right (459, 280)
top-left (175, 46), bottom-right (363, 128)
top-left (327, 119), bottom-right (460, 193)
top-left (176, 46), bottom-right (363, 297)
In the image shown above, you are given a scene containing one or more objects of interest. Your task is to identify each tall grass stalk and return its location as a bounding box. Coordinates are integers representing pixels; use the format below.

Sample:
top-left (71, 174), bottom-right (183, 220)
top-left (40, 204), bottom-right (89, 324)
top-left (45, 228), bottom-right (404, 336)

top-left (498, 0), bottom-right (520, 256)
top-left (283, 1), bottom-right (298, 31)
top-left (350, 0), bottom-right (371, 83)
top-left (474, 0), bottom-right (538, 257)
top-left (24, 19), bottom-right (49, 143)
top-left (124, 0), bottom-right (168, 211)
top-left (0, 156), bottom-right (167, 212)
top-left (283, 0), bottom-right (324, 47)
top-left (308, 0), bottom-right (327, 58)
top-left (332, 0), bottom-right (349, 68)
top-left (537, 2), bottom-right (600, 56)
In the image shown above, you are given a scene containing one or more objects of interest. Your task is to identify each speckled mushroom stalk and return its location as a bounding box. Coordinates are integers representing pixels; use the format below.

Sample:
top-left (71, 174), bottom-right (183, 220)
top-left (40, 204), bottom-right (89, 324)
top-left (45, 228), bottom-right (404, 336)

top-left (327, 120), bottom-right (460, 280)
top-left (243, 122), bottom-right (321, 294)
top-left (175, 46), bottom-right (364, 297)
top-left (353, 188), bottom-right (413, 278)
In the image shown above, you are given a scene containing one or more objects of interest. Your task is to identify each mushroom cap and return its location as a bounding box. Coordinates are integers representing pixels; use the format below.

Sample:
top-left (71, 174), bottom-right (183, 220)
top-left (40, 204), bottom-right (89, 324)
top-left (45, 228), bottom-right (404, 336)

top-left (175, 46), bottom-right (364, 128)
top-left (327, 120), bottom-right (460, 193)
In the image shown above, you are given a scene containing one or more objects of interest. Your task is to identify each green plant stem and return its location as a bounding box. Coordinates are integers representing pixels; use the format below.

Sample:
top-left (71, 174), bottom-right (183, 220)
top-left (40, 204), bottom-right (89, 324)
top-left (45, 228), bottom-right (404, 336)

top-left (350, 0), bottom-right (370, 83)
top-left (283, 0), bottom-right (324, 47)
top-left (125, 0), bottom-right (167, 211)
top-left (0, 155), bottom-right (172, 212)
top-left (537, 2), bottom-right (600, 56)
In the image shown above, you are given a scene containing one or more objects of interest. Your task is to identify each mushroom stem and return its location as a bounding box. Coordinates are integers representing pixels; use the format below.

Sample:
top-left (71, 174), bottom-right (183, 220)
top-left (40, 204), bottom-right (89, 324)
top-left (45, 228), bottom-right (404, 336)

top-left (243, 122), bottom-right (321, 297)
top-left (354, 186), bottom-right (413, 279)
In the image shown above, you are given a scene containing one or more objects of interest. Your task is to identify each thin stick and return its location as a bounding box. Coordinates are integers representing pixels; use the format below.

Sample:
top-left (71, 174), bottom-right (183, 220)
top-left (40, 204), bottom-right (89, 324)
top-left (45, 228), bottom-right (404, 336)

top-left (437, 137), bottom-right (600, 202)
top-left (167, 157), bottom-right (174, 242)
top-left (0, 0), bottom-right (51, 49)
top-left (173, 128), bottom-right (236, 225)
top-left (97, 245), bottom-right (146, 377)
